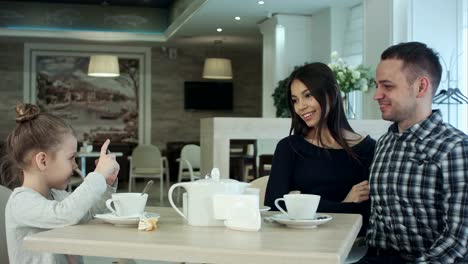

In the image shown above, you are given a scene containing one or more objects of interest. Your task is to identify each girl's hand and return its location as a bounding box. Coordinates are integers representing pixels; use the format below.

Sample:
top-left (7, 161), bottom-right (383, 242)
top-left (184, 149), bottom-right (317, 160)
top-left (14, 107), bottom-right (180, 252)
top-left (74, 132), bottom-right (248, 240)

top-left (342, 180), bottom-right (370, 203)
top-left (94, 139), bottom-right (120, 185)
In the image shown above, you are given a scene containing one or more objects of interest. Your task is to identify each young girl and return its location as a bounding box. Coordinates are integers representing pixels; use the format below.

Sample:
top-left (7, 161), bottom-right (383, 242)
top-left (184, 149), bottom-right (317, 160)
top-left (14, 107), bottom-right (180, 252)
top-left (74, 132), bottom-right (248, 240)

top-left (2, 103), bottom-right (120, 264)
top-left (264, 63), bottom-right (376, 235)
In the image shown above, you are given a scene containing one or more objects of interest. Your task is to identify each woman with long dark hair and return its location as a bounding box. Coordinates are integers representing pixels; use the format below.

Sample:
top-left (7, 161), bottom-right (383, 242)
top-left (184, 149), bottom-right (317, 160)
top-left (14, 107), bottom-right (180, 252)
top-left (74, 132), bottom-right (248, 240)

top-left (264, 62), bottom-right (376, 234)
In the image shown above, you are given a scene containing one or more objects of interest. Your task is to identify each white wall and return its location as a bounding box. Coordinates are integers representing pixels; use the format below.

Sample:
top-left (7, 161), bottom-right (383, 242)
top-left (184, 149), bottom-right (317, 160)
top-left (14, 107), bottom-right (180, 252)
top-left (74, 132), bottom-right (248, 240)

top-left (259, 14), bottom-right (319, 117)
top-left (259, 8), bottom-right (354, 118)
top-left (362, 0), bottom-right (393, 119)
top-left (309, 9), bottom-right (332, 63)
top-left (330, 7), bottom-right (349, 57)
top-left (362, 0), bottom-right (466, 132)
top-left (409, 0), bottom-right (467, 132)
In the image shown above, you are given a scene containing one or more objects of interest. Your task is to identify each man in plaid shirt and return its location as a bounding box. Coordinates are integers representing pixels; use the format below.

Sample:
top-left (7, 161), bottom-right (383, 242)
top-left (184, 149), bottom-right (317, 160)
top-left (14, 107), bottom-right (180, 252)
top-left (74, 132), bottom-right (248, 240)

top-left (356, 42), bottom-right (468, 263)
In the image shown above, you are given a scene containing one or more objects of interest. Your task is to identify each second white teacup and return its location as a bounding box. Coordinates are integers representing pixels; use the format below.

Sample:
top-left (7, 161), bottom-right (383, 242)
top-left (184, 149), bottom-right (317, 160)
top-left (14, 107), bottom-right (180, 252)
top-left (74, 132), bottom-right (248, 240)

top-left (274, 194), bottom-right (320, 220)
top-left (106, 193), bottom-right (148, 217)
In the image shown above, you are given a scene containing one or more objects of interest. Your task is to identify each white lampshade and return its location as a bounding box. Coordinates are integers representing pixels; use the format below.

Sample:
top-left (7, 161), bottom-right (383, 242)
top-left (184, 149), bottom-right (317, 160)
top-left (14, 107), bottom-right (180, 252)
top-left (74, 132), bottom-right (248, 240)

top-left (202, 58), bottom-right (233, 79)
top-left (88, 55), bottom-right (120, 77)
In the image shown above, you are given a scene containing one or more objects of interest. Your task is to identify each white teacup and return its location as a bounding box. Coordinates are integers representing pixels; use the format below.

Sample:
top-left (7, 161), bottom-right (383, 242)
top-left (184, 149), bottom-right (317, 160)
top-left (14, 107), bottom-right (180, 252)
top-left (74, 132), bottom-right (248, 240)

top-left (106, 193), bottom-right (148, 217)
top-left (274, 194), bottom-right (320, 220)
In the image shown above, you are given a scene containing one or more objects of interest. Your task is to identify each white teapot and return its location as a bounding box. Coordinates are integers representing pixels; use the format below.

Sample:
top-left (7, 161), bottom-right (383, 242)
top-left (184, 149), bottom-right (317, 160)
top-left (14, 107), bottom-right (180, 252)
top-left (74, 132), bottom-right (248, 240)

top-left (168, 168), bottom-right (249, 226)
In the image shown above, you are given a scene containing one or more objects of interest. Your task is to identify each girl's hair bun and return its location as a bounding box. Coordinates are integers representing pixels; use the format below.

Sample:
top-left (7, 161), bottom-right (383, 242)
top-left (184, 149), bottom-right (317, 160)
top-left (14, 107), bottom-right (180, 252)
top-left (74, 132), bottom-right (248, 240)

top-left (15, 103), bottom-right (40, 123)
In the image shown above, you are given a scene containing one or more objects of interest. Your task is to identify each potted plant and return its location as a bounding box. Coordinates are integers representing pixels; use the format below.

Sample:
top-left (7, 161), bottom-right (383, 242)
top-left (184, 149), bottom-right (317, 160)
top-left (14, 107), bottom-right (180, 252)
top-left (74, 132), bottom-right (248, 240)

top-left (328, 51), bottom-right (375, 118)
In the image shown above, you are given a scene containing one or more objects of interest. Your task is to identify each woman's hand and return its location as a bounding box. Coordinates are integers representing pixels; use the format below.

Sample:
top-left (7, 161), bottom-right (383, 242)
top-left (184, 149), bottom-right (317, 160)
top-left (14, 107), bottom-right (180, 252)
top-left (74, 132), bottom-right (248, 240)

top-left (94, 139), bottom-right (120, 185)
top-left (342, 180), bottom-right (369, 203)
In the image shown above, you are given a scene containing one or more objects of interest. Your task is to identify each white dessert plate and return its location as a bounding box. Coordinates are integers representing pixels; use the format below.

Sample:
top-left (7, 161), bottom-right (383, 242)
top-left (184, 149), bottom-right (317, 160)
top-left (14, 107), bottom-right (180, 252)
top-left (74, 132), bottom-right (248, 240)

top-left (270, 213), bottom-right (332, 228)
top-left (94, 212), bottom-right (160, 226)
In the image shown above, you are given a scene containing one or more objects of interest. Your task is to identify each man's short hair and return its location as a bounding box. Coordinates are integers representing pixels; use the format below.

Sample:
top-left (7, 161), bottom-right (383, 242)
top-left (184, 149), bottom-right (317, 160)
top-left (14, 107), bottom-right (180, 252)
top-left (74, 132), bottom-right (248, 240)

top-left (381, 42), bottom-right (442, 96)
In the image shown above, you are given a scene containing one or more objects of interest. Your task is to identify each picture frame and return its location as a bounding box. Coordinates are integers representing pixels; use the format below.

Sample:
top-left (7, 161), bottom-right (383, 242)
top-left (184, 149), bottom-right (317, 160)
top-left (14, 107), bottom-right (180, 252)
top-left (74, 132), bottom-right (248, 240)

top-left (23, 43), bottom-right (151, 144)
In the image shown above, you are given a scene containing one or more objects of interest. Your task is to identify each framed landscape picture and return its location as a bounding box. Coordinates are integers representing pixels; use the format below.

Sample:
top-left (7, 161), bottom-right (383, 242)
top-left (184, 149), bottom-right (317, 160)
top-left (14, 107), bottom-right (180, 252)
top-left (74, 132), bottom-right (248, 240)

top-left (24, 43), bottom-right (151, 144)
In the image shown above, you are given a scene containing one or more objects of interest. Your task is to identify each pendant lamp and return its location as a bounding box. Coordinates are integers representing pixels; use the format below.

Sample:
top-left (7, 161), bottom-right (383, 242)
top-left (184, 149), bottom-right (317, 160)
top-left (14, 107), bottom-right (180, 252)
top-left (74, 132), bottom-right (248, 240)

top-left (202, 40), bottom-right (232, 80)
top-left (88, 55), bottom-right (120, 77)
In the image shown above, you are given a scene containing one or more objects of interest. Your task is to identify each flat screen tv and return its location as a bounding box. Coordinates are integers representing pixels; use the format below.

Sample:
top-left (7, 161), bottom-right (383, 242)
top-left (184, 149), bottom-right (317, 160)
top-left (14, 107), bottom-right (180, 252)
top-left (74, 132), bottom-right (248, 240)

top-left (184, 81), bottom-right (233, 110)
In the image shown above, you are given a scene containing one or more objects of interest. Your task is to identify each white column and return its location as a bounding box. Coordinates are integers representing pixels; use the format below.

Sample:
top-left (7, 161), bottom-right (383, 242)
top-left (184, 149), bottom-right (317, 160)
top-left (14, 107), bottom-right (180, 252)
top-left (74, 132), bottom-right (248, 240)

top-left (362, 0), bottom-right (409, 119)
top-left (259, 14), bottom-right (327, 117)
top-left (259, 16), bottom-right (286, 118)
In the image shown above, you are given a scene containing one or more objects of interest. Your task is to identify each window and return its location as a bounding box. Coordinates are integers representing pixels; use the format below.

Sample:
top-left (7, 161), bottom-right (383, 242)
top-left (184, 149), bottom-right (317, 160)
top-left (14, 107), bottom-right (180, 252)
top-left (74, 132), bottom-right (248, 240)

top-left (342, 4), bottom-right (364, 119)
top-left (460, 0), bottom-right (468, 133)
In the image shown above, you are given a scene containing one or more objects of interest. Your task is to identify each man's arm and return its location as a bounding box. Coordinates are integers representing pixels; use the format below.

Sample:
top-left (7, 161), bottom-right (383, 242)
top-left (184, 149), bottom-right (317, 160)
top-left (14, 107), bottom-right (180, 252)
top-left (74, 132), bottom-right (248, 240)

top-left (416, 139), bottom-right (468, 264)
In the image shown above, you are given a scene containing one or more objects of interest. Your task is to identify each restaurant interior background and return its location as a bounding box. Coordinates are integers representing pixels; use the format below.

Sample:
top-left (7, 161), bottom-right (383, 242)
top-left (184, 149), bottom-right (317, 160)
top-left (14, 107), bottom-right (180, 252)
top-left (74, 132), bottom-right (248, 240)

top-left (0, 0), bottom-right (466, 196)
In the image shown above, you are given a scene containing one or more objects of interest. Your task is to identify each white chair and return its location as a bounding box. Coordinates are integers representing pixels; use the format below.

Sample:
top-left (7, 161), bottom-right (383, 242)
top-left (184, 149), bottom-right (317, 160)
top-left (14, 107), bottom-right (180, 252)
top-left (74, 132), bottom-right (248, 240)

top-left (128, 145), bottom-right (166, 204)
top-left (248, 175), bottom-right (269, 206)
top-left (177, 144), bottom-right (201, 183)
top-left (1, 185), bottom-right (12, 264)
top-left (176, 144), bottom-right (201, 203)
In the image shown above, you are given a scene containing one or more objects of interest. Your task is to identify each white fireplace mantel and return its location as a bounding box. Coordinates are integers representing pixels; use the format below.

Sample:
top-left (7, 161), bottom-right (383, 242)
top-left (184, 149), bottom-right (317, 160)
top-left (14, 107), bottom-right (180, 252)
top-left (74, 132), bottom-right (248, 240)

top-left (200, 117), bottom-right (391, 179)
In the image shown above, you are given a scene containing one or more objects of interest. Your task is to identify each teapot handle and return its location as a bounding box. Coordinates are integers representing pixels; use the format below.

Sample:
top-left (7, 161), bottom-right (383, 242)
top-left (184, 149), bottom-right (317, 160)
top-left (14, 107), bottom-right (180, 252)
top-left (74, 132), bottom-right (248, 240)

top-left (168, 183), bottom-right (187, 220)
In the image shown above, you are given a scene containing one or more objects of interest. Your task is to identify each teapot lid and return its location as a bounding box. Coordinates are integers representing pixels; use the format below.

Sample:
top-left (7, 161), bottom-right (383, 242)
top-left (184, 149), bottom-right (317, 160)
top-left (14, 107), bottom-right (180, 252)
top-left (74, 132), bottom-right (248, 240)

top-left (195, 167), bottom-right (247, 185)
top-left (211, 168), bottom-right (221, 181)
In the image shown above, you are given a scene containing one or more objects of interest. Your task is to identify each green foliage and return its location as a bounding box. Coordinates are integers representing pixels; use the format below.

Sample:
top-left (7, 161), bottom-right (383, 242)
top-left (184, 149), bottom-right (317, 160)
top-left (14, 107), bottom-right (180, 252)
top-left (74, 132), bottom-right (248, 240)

top-left (272, 77), bottom-right (291, 118)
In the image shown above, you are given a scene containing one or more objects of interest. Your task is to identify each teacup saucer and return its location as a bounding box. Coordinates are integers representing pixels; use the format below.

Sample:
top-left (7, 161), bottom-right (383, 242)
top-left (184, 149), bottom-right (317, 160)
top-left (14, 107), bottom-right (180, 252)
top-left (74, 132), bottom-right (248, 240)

top-left (259, 206), bottom-right (271, 212)
top-left (95, 212), bottom-right (160, 226)
top-left (270, 213), bottom-right (332, 228)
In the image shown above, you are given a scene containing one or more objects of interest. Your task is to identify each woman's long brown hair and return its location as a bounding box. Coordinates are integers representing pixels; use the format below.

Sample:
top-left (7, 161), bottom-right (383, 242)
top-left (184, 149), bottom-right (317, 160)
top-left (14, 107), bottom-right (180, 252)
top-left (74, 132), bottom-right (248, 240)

top-left (286, 62), bottom-right (359, 160)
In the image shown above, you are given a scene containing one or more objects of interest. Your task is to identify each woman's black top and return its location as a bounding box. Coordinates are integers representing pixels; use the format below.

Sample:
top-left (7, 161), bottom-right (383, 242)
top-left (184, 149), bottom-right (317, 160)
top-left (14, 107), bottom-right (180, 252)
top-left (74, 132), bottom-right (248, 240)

top-left (264, 135), bottom-right (376, 235)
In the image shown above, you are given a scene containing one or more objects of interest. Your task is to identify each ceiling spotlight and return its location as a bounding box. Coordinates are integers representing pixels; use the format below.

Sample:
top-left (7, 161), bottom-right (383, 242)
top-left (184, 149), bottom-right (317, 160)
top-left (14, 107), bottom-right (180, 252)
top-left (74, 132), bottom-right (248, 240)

top-left (217, 28), bottom-right (222, 32)
top-left (235, 16), bottom-right (241, 21)
top-left (258, 1), bottom-right (265, 5)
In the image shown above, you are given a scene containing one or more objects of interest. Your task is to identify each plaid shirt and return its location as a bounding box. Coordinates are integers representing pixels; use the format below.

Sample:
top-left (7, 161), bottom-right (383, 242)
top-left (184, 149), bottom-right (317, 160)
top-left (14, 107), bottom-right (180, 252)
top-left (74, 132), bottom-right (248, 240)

top-left (367, 110), bottom-right (468, 264)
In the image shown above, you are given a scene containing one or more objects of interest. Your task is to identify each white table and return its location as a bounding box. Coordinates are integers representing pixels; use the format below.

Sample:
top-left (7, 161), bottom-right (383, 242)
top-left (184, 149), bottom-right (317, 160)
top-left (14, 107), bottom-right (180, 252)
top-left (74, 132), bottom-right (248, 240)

top-left (23, 207), bottom-right (362, 264)
top-left (76, 151), bottom-right (123, 175)
top-left (68, 151), bottom-right (124, 191)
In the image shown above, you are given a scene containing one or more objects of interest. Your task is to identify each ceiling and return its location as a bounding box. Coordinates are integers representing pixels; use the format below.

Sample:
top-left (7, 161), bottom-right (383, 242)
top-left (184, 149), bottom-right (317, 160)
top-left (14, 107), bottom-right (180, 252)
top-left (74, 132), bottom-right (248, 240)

top-left (0, 0), bottom-right (362, 48)
top-left (170, 0), bottom-right (361, 48)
